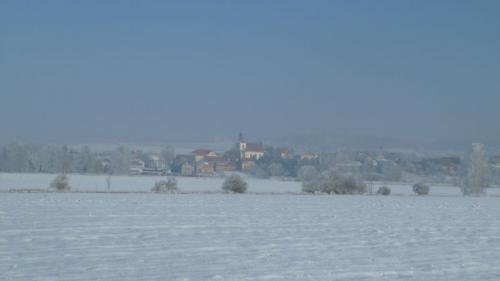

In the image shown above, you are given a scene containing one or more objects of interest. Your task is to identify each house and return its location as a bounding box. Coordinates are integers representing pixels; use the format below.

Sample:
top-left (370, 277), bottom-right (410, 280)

top-left (301, 152), bottom-right (319, 160)
top-left (206, 156), bottom-right (236, 173)
top-left (214, 159), bottom-right (235, 172)
top-left (144, 154), bottom-right (166, 171)
top-left (241, 159), bottom-right (257, 170)
top-left (142, 154), bottom-right (167, 175)
top-left (278, 147), bottom-right (293, 159)
top-left (196, 161), bottom-right (215, 176)
top-left (173, 154), bottom-right (196, 176)
top-left (129, 159), bottom-right (145, 175)
top-left (490, 156), bottom-right (500, 171)
top-left (181, 162), bottom-right (195, 176)
top-left (128, 154), bottom-right (168, 176)
top-left (192, 149), bottom-right (217, 161)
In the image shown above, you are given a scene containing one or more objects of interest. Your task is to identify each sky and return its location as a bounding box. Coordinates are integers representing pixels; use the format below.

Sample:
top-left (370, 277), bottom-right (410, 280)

top-left (1, 0), bottom-right (499, 146)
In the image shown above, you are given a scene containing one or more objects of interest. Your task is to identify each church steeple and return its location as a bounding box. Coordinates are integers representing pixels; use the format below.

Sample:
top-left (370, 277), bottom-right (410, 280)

top-left (239, 132), bottom-right (247, 152)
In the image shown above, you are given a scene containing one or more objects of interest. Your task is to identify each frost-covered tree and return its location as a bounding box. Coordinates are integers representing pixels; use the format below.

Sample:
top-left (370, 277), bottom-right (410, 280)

top-left (378, 160), bottom-right (403, 181)
top-left (224, 145), bottom-right (242, 171)
top-left (302, 170), bottom-right (366, 195)
top-left (50, 174), bottom-right (71, 191)
top-left (462, 143), bottom-right (488, 195)
top-left (0, 142), bottom-right (38, 172)
top-left (412, 183), bottom-right (429, 195)
top-left (301, 175), bottom-right (322, 193)
top-left (222, 174), bottom-right (247, 193)
top-left (152, 177), bottom-right (178, 193)
top-left (60, 145), bottom-right (72, 174)
top-left (298, 165), bottom-right (319, 181)
top-left (299, 165), bottom-right (321, 193)
top-left (76, 146), bottom-right (100, 174)
top-left (160, 146), bottom-right (175, 169)
top-left (110, 146), bottom-right (132, 174)
top-left (301, 170), bottom-right (322, 193)
top-left (328, 174), bottom-right (367, 195)
top-left (268, 163), bottom-right (285, 177)
top-left (251, 165), bottom-right (270, 179)
top-left (377, 186), bottom-right (391, 196)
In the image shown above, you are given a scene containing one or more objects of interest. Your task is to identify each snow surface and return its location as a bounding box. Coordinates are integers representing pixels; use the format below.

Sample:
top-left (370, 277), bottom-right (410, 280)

top-left (1, 173), bottom-right (500, 196)
top-left (0, 173), bottom-right (301, 193)
top-left (1, 193), bottom-right (500, 280)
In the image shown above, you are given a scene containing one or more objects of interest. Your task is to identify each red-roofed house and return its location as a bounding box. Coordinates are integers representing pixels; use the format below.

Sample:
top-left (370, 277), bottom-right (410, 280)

top-left (192, 149), bottom-right (217, 161)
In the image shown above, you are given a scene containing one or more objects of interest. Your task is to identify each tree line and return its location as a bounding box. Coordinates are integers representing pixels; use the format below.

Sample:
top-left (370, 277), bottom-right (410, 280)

top-left (0, 143), bottom-right (148, 175)
top-left (0, 142), bottom-right (493, 196)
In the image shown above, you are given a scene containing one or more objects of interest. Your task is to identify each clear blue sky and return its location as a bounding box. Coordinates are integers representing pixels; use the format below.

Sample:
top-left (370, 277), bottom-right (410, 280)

top-left (1, 0), bottom-right (499, 145)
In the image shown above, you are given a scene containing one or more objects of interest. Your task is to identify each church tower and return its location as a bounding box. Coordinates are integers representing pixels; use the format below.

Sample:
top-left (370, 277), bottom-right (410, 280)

top-left (239, 132), bottom-right (247, 152)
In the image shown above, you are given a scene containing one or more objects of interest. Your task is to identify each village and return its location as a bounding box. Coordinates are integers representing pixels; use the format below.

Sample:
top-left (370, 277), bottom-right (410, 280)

top-left (118, 133), bottom-right (500, 187)
top-left (1, 133), bottom-right (499, 186)
top-left (127, 133), bottom-right (319, 177)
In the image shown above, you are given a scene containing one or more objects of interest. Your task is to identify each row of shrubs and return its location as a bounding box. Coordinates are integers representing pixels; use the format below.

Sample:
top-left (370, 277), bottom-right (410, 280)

top-left (49, 174), bottom-right (249, 194)
top-left (301, 169), bottom-right (430, 196)
top-left (49, 173), bottom-right (430, 196)
top-left (151, 174), bottom-right (248, 193)
top-left (374, 183), bottom-right (430, 196)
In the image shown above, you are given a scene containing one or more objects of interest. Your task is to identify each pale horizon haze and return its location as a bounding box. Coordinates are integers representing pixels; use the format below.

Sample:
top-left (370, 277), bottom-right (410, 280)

top-left (1, 1), bottom-right (499, 148)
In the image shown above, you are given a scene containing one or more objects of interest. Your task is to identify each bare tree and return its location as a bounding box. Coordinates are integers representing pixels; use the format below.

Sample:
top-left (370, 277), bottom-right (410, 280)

top-left (106, 174), bottom-right (111, 192)
top-left (61, 145), bottom-right (71, 174)
top-left (160, 145), bottom-right (175, 170)
top-left (368, 181), bottom-right (374, 195)
top-left (462, 143), bottom-right (488, 195)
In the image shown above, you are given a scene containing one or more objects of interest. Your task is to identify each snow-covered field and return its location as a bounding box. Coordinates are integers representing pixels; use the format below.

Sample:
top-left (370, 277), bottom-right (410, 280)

top-left (1, 193), bottom-right (500, 281)
top-left (1, 173), bottom-right (500, 196)
top-left (0, 173), bottom-right (302, 193)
